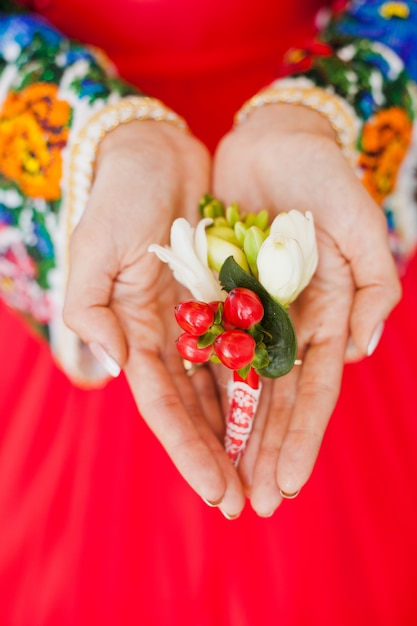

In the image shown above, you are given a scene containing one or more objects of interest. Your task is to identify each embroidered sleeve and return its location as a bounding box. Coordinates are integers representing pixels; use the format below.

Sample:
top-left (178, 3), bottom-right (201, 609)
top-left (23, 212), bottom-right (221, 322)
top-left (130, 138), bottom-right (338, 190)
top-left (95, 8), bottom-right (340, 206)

top-left (263, 1), bottom-right (417, 261)
top-left (0, 11), bottom-right (142, 383)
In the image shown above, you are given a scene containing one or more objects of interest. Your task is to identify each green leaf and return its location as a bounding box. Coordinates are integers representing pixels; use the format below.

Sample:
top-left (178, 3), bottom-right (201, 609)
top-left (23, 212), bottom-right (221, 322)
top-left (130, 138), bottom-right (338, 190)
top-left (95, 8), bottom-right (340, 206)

top-left (219, 257), bottom-right (297, 378)
top-left (237, 364), bottom-right (251, 380)
top-left (252, 344), bottom-right (270, 370)
top-left (197, 326), bottom-right (222, 348)
top-left (213, 302), bottom-right (224, 326)
top-left (247, 325), bottom-right (265, 344)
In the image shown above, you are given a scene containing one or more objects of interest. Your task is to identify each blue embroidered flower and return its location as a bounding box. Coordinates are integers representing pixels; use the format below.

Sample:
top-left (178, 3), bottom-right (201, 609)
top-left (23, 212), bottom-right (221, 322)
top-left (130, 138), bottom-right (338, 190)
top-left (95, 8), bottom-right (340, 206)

top-left (78, 79), bottom-right (108, 98)
top-left (0, 14), bottom-right (61, 60)
top-left (0, 205), bottom-right (13, 225)
top-left (33, 221), bottom-right (54, 259)
top-left (63, 47), bottom-right (98, 66)
top-left (358, 91), bottom-right (375, 119)
top-left (332, 0), bottom-right (417, 79)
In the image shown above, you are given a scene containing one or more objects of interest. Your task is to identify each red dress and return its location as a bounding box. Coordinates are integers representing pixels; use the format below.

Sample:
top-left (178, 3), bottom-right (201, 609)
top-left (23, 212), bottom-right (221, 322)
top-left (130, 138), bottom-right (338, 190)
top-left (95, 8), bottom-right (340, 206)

top-left (1, 1), bottom-right (417, 624)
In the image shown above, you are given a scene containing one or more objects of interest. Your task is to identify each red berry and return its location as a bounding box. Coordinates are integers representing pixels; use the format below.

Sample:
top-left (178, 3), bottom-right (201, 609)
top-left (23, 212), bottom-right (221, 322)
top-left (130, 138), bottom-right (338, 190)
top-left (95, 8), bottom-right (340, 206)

top-left (176, 333), bottom-right (212, 363)
top-left (175, 301), bottom-right (215, 336)
top-left (223, 288), bottom-right (264, 329)
top-left (213, 330), bottom-right (256, 370)
top-left (208, 301), bottom-right (221, 314)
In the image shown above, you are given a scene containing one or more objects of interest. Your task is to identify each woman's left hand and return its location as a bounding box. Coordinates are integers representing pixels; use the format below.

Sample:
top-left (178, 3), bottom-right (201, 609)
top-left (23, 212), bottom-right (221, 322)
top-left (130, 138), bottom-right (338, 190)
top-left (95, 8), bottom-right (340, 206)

top-left (213, 103), bottom-right (401, 516)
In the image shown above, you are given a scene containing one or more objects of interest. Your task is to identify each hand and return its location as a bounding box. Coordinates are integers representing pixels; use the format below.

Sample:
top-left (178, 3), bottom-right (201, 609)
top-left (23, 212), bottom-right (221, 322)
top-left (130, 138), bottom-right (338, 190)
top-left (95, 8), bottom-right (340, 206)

top-left (63, 120), bottom-right (246, 518)
top-left (213, 103), bottom-right (401, 516)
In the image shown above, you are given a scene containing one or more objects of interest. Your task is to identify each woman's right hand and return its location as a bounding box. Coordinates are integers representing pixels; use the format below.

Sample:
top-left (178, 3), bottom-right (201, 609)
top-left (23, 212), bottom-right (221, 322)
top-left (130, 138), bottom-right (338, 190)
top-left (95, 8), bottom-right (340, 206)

top-left (63, 120), bottom-right (247, 519)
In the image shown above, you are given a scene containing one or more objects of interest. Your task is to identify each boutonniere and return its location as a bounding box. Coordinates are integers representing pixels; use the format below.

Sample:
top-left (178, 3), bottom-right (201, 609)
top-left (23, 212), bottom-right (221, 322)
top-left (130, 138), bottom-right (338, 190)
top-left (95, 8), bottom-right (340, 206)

top-left (149, 195), bottom-right (318, 465)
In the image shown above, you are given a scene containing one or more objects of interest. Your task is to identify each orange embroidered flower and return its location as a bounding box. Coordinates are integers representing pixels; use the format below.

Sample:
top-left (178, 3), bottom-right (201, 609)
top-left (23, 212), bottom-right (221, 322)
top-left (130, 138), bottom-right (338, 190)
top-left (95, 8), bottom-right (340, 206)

top-left (0, 83), bottom-right (71, 200)
top-left (359, 107), bottom-right (412, 205)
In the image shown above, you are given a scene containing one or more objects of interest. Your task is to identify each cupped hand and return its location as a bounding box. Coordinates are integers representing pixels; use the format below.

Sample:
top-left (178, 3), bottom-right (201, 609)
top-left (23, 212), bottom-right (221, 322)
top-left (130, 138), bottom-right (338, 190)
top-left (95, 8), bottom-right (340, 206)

top-left (213, 103), bottom-right (401, 516)
top-left (63, 120), bottom-right (245, 518)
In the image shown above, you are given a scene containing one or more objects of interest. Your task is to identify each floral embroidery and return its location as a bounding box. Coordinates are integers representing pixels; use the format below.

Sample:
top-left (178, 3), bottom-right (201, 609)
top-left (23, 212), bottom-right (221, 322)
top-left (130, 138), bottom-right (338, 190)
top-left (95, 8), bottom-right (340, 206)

top-left (0, 83), bottom-right (71, 200)
top-left (359, 107), bottom-right (412, 204)
top-left (0, 223), bottom-right (54, 333)
top-left (0, 12), bottom-right (139, 342)
top-left (277, 1), bottom-right (417, 256)
top-left (281, 40), bottom-right (334, 75)
top-left (326, 0), bottom-right (417, 81)
top-left (379, 2), bottom-right (410, 20)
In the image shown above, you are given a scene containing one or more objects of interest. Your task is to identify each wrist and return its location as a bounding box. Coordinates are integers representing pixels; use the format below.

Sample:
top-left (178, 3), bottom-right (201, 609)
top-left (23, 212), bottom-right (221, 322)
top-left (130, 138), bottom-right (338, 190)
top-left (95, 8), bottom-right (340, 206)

top-left (237, 102), bottom-right (339, 142)
top-left (96, 119), bottom-right (186, 165)
top-left (235, 81), bottom-right (359, 164)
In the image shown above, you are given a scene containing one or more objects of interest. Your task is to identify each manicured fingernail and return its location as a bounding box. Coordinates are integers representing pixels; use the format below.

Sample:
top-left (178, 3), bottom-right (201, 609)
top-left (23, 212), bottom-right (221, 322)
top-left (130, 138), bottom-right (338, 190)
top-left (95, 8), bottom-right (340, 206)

top-left (89, 341), bottom-right (121, 377)
top-left (202, 496), bottom-right (223, 507)
top-left (367, 321), bottom-right (384, 356)
top-left (279, 488), bottom-right (300, 500)
top-left (219, 508), bottom-right (239, 520)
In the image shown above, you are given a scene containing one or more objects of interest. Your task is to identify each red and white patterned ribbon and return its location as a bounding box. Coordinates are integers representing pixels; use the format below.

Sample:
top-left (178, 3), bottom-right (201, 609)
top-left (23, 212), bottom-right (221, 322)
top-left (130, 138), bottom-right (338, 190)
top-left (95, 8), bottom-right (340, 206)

top-left (225, 371), bottom-right (261, 466)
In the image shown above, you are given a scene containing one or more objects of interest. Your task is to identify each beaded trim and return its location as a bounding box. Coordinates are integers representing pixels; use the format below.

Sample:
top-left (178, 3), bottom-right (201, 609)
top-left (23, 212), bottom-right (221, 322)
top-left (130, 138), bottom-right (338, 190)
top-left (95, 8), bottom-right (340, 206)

top-left (67, 95), bottom-right (188, 235)
top-left (235, 81), bottom-right (359, 165)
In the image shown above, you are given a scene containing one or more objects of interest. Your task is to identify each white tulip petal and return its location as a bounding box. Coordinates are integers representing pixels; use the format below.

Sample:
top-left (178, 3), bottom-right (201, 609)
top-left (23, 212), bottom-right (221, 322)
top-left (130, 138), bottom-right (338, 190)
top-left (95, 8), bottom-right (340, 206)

top-left (195, 217), bottom-right (213, 266)
top-left (148, 217), bottom-right (224, 302)
top-left (257, 235), bottom-right (304, 305)
top-left (267, 210), bottom-right (318, 302)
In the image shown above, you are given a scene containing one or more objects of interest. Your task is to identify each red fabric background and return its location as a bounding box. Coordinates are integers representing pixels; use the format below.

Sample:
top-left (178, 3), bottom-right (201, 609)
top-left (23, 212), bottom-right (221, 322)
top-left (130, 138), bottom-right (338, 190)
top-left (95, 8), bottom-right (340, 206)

top-left (1, 1), bottom-right (417, 624)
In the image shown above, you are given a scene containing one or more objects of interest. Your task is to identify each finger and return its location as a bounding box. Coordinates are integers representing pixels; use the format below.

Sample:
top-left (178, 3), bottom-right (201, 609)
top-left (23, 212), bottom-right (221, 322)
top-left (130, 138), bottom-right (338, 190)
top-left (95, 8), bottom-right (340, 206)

top-left (171, 357), bottom-right (247, 518)
top-left (342, 207), bottom-right (402, 359)
top-left (237, 378), bottom-right (273, 493)
top-left (276, 331), bottom-right (346, 496)
top-left (165, 349), bottom-right (225, 442)
top-left (347, 274), bottom-right (400, 360)
top-left (125, 348), bottom-right (246, 516)
top-left (63, 218), bottom-right (127, 375)
top-left (186, 366), bottom-right (225, 441)
top-left (248, 372), bottom-right (300, 517)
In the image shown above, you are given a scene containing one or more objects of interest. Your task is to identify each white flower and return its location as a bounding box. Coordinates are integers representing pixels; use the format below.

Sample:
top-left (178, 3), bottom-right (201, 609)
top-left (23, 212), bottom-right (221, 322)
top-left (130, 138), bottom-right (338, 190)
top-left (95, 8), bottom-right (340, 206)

top-left (148, 217), bottom-right (225, 302)
top-left (257, 210), bottom-right (318, 306)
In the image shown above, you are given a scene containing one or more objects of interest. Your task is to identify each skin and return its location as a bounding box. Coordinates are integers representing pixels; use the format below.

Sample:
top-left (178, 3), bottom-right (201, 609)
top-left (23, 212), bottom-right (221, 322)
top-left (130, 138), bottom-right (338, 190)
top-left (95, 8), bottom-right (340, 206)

top-left (213, 104), bottom-right (401, 516)
top-left (63, 120), bottom-right (246, 518)
top-left (64, 105), bottom-right (401, 519)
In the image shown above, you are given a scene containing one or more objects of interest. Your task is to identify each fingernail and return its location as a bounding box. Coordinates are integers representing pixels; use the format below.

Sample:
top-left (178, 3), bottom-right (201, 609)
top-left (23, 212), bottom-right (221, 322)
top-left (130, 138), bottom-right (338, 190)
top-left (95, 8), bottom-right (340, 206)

top-left (279, 488), bottom-right (300, 500)
top-left (202, 496), bottom-right (223, 507)
top-left (367, 321), bottom-right (384, 356)
top-left (219, 508), bottom-right (239, 520)
top-left (89, 341), bottom-right (121, 377)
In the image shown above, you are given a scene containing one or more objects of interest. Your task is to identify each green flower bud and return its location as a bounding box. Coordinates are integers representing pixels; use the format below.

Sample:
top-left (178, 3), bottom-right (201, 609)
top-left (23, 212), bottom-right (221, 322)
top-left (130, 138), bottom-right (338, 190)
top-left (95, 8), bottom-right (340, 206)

top-left (207, 235), bottom-right (250, 273)
top-left (201, 203), bottom-right (216, 219)
top-left (226, 203), bottom-right (240, 227)
top-left (213, 217), bottom-right (229, 228)
top-left (245, 213), bottom-right (257, 227)
top-left (254, 209), bottom-right (269, 231)
top-left (206, 226), bottom-right (240, 246)
top-left (234, 221), bottom-right (248, 246)
top-left (243, 226), bottom-right (266, 277)
top-left (200, 195), bottom-right (225, 219)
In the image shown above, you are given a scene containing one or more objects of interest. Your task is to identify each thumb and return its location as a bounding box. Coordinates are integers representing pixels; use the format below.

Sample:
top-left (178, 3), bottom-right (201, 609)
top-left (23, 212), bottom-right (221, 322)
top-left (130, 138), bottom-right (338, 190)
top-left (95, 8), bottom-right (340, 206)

top-left (63, 220), bottom-right (128, 378)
